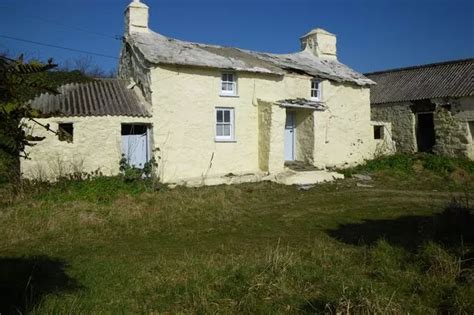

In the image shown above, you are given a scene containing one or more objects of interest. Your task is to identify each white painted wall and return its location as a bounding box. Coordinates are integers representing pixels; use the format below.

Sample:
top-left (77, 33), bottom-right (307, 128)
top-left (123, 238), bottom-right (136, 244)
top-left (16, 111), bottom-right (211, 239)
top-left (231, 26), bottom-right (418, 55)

top-left (149, 64), bottom-right (375, 182)
top-left (21, 116), bottom-right (152, 180)
top-left (21, 63), bottom-right (377, 183)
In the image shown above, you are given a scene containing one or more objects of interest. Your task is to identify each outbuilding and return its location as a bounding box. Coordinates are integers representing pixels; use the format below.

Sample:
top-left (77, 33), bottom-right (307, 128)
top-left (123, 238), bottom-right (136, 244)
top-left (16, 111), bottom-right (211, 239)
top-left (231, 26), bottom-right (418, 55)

top-left (366, 59), bottom-right (474, 159)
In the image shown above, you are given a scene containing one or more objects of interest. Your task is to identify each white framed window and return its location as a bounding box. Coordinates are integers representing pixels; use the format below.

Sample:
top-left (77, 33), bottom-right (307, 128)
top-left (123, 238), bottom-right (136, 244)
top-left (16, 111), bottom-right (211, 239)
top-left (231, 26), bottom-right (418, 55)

top-left (221, 72), bottom-right (237, 96)
top-left (311, 79), bottom-right (321, 101)
top-left (215, 107), bottom-right (235, 141)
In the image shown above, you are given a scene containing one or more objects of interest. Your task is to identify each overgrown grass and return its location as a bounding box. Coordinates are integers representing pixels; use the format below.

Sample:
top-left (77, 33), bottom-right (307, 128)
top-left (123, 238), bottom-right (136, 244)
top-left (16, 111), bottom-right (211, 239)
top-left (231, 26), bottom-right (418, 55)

top-left (341, 154), bottom-right (474, 192)
top-left (0, 160), bottom-right (473, 314)
top-left (343, 153), bottom-right (474, 176)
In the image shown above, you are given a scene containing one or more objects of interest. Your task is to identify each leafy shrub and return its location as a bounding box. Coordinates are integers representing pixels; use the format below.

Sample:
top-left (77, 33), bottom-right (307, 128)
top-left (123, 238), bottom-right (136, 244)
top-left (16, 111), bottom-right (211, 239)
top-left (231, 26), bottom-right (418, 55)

top-left (119, 154), bottom-right (158, 182)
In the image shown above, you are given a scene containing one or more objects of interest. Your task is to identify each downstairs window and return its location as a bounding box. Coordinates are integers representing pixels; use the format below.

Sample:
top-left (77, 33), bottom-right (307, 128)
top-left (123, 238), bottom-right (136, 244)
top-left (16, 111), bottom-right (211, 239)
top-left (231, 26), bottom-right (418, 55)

top-left (215, 107), bottom-right (234, 141)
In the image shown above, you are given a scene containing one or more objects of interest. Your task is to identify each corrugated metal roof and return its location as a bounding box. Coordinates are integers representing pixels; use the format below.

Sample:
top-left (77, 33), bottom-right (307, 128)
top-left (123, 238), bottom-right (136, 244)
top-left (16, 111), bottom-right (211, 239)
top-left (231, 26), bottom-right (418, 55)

top-left (29, 79), bottom-right (151, 117)
top-left (365, 59), bottom-right (474, 104)
top-left (127, 31), bottom-right (375, 86)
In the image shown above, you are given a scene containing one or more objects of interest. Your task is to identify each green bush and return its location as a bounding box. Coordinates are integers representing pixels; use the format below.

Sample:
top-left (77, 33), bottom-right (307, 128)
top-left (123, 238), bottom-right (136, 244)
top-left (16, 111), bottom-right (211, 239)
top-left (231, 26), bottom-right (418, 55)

top-left (347, 154), bottom-right (474, 176)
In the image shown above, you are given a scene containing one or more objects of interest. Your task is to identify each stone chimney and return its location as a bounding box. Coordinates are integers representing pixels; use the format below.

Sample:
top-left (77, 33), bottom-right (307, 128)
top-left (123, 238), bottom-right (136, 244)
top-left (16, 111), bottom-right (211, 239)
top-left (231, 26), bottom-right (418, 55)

top-left (125, 0), bottom-right (149, 35)
top-left (300, 28), bottom-right (337, 60)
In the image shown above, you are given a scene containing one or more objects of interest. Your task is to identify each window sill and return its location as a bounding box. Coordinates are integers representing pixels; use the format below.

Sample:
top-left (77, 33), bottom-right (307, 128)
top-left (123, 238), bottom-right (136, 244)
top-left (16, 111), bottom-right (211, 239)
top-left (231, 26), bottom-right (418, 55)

top-left (215, 139), bottom-right (237, 143)
top-left (310, 98), bottom-right (321, 102)
top-left (219, 93), bottom-right (239, 98)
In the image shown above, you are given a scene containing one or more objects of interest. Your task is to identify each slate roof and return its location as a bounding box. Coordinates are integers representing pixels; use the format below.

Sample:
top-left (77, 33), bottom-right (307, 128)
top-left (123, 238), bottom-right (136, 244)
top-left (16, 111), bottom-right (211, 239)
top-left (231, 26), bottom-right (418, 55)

top-left (365, 58), bottom-right (474, 104)
top-left (127, 31), bottom-right (374, 86)
top-left (277, 98), bottom-right (326, 110)
top-left (29, 79), bottom-right (151, 117)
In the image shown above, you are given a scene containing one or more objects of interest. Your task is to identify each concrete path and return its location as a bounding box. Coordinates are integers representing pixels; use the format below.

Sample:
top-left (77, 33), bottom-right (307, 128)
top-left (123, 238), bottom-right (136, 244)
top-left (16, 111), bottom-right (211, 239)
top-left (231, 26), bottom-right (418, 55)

top-left (270, 169), bottom-right (344, 185)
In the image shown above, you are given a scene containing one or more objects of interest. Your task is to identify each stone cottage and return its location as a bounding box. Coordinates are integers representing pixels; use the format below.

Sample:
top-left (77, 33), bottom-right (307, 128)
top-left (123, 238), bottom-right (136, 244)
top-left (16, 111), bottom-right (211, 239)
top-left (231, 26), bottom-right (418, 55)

top-left (21, 0), bottom-right (380, 185)
top-left (366, 59), bottom-right (474, 160)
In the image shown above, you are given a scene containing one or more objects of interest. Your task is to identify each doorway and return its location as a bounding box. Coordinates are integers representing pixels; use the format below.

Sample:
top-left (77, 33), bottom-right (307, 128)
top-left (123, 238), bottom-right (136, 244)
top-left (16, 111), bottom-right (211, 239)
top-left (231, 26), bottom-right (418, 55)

top-left (284, 112), bottom-right (295, 161)
top-left (416, 113), bottom-right (435, 152)
top-left (121, 124), bottom-right (151, 168)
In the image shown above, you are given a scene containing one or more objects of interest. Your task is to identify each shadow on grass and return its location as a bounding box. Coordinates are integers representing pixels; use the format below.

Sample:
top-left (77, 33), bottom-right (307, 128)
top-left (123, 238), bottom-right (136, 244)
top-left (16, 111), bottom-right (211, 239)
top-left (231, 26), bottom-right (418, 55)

top-left (0, 256), bottom-right (80, 314)
top-left (327, 202), bottom-right (474, 251)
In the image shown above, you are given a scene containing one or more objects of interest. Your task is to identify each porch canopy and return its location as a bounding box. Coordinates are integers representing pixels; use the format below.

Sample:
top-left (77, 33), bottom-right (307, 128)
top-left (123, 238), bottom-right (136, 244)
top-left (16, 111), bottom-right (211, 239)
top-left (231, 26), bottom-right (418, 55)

top-left (276, 98), bottom-right (326, 111)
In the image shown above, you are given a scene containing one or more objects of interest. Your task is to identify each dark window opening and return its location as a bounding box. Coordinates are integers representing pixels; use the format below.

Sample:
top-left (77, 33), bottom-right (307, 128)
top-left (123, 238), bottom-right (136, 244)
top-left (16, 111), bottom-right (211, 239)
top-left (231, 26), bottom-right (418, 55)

top-left (121, 124), bottom-right (148, 135)
top-left (469, 121), bottom-right (474, 141)
top-left (416, 113), bottom-right (436, 152)
top-left (58, 123), bottom-right (73, 142)
top-left (374, 125), bottom-right (384, 140)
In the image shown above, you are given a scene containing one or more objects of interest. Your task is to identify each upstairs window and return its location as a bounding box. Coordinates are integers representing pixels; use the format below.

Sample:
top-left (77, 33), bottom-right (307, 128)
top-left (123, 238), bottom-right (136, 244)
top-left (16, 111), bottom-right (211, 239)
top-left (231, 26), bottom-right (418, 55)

top-left (58, 123), bottom-right (73, 142)
top-left (215, 107), bottom-right (234, 141)
top-left (311, 80), bottom-right (321, 101)
top-left (221, 72), bottom-right (237, 96)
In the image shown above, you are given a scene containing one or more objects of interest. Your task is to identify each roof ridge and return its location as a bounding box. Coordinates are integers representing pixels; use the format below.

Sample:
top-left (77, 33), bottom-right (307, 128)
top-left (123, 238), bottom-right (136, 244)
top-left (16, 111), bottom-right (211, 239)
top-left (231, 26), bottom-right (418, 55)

top-left (365, 58), bottom-right (474, 76)
top-left (130, 31), bottom-right (375, 86)
top-left (148, 30), bottom-right (300, 58)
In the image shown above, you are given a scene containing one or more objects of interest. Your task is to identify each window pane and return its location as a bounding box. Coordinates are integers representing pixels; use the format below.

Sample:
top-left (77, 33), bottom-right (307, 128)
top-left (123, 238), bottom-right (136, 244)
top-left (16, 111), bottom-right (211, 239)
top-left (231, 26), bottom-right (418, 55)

top-left (222, 73), bottom-right (227, 81)
top-left (216, 124), bottom-right (223, 136)
top-left (227, 74), bottom-right (234, 82)
top-left (216, 110), bottom-right (223, 122)
top-left (224, 110), bottom-right (230, 122)
top-left (223, 124), bottom-right (231, 136)
top-left (221, 82), bottom-right (227, 91)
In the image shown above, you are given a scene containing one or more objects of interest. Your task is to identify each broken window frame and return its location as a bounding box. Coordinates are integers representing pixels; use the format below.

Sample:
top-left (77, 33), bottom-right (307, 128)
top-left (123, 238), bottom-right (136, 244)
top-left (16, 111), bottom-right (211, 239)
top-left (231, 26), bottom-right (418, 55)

top-left (220, 72), bottom-right (237, 96)
top-left (215, 107), bottom-right (235, 142)
top-left (311, 79), bottom-right (321, 101)
top-left (58, 123), bottom-right (74, 143)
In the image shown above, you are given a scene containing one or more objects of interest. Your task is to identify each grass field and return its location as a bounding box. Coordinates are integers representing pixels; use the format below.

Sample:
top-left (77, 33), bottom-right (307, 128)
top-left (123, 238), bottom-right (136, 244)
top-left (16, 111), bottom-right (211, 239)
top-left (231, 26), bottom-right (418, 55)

top-left (0, 155), bottom-right (473, 314)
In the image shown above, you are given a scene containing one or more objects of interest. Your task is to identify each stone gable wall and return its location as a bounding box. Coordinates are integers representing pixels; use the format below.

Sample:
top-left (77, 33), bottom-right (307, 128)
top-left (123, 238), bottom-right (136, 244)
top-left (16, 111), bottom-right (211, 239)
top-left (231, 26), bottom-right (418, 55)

top-left (371, 102), bottom-right (417, 153)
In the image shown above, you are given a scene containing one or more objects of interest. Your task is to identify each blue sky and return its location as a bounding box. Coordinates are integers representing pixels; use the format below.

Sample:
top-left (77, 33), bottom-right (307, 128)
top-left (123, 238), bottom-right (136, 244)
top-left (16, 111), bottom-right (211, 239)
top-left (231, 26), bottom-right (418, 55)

top-left (0, 0), bottom-right (472, 74)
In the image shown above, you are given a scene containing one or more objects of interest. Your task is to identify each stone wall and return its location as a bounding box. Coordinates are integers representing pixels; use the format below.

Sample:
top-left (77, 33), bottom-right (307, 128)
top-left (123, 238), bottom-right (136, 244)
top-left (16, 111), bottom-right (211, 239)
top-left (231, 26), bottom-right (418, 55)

top-left (370, 121), bottom-right (396, 156)
top-left (295, 109), bottom-right (315, 164)
top-left (257, 101), bottom-right (272, 172)
top-left (371, 96), bottom-right (474, 160)
top-left (118, 43), bottom-right (153, 103)
top-left (371, 102), bottom-right (417, 153)
top-left (313, 82), bottom-right (375, 169)
top-left (433, 96), bottom-right (474, 159)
